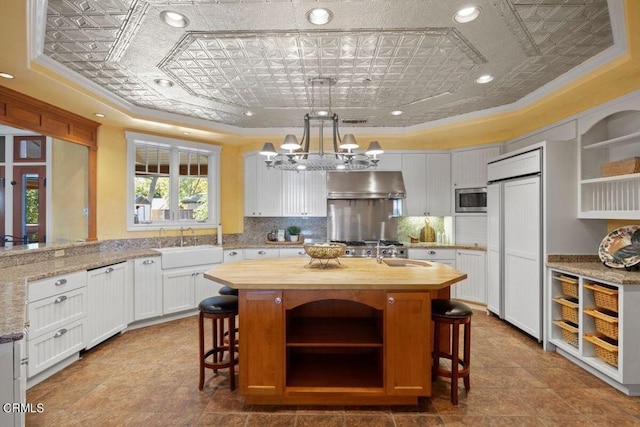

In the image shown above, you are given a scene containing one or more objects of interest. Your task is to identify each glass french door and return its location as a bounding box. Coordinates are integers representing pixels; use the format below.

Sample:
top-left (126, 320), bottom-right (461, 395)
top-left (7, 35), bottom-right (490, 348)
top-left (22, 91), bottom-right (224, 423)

top-left (13, 165), bottom-right (46, 244)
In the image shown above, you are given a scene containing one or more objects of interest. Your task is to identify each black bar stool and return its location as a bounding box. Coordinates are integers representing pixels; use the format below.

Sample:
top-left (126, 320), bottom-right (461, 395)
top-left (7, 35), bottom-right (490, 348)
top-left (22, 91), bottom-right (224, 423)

top-left (219, 285), bottom-right (238, 296)
top-left (219, 286), bottom-right (239, 346)
top-left (198, 295), bottom-right (239, 391)
top-left (431, 299), bottom-right (473, 405)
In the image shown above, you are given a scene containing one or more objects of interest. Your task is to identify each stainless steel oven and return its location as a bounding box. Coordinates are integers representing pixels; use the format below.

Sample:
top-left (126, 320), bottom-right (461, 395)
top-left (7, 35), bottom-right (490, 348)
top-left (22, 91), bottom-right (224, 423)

top-left (455, 187), bottom-right (487, 213)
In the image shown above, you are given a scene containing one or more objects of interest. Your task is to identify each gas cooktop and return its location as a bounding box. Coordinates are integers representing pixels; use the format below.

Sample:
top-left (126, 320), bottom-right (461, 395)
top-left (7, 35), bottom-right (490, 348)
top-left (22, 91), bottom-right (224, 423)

top-left (330, 240), bottom-right (406, 258)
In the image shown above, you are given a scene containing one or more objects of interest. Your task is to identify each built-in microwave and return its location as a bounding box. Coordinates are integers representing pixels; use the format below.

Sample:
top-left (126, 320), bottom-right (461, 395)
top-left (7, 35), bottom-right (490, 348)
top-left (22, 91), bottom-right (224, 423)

top-left (455, 187), bottom-right (487, 213)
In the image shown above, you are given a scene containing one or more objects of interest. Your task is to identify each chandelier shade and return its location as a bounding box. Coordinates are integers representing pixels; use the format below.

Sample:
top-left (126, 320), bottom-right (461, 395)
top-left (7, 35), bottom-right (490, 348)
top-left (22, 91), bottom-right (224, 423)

top-left (259, 77), bottom-right (384, 171)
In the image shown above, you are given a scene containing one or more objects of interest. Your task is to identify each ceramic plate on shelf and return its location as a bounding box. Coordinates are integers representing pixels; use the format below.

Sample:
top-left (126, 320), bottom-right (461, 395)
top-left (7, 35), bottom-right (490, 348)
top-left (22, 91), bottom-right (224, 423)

top-left (598, 225), bottom-right (640, 268)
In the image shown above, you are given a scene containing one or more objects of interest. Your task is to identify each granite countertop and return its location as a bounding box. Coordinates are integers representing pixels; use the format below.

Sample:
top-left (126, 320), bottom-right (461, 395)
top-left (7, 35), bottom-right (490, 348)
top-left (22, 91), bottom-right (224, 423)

top-left (0, 248), bottom-right (158, 343)
top-left (546, 255), bottom-right (640, 285)
top-left (0, 241), bottom-right (487, 343)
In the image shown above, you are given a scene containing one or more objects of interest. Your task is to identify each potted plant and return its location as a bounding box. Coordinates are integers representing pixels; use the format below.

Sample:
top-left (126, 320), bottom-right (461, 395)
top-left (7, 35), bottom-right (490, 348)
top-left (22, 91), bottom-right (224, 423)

top-left (287, 226), bottom-right (301, 242)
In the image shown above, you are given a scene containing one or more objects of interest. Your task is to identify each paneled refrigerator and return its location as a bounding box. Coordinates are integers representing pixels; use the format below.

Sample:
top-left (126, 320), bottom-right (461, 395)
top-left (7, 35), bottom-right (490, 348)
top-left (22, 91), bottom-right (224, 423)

top-left (487, 149), bottom-right (542, 339)
top-left (486, 141), bottom-right (607, 344)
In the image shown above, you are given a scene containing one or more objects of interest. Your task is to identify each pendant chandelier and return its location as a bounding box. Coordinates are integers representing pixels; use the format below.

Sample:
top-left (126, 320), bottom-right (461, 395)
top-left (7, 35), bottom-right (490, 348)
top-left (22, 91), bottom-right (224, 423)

top-left (259, 78), bottom-right (384, 171)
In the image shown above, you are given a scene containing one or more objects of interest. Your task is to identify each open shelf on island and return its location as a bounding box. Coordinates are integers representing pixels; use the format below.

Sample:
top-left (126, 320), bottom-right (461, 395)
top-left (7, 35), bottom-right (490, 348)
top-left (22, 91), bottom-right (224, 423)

top-left (287, 317), bottom-right (382, 347)
top-left (286, 351), bottom-right (383, 388)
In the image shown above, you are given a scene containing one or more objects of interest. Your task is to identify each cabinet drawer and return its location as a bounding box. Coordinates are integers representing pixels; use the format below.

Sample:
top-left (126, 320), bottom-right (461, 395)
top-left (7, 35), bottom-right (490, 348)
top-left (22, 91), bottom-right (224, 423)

top-left (408, 248), bottom-right (455, 261)
top-left (28, 287), bottom-right (86, 339)
top-left (244, 248), bottom-right (279, 259)
top-left (27, 319), bottom-right (84, 378)
top-left (279, 248), bottom-right (308, 258)
top-left (29, 271), bottom-right (87, 302)
top-left (224, 249), bottom-right (245, 263)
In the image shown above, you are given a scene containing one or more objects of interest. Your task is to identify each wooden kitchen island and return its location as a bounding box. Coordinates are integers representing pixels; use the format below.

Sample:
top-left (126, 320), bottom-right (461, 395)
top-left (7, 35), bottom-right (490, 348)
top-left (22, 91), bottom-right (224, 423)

top-left (204, 257), bottom-right (467, 406)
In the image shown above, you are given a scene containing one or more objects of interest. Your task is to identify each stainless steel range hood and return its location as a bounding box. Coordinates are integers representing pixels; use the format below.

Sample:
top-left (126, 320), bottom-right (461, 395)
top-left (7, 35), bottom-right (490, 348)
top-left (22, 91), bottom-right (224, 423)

top-left (326, 171), bottom-right (406, 199)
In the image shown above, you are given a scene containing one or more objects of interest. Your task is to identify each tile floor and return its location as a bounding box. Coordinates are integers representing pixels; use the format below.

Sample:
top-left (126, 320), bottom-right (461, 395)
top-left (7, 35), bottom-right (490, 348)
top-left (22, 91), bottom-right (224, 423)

top-left (26, 311), bottom-right (640, 426)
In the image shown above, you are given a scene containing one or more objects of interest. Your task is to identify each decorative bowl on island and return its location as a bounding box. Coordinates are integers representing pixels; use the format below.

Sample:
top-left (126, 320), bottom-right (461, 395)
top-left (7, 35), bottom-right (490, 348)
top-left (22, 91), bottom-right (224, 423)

top-left (303, 242), bottom-right (346, 259)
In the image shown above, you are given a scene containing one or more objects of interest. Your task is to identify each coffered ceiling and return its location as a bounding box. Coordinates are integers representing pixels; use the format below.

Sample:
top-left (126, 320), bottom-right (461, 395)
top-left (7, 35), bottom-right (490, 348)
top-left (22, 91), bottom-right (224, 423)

top-left (38, 0), bottom-right (618, 130)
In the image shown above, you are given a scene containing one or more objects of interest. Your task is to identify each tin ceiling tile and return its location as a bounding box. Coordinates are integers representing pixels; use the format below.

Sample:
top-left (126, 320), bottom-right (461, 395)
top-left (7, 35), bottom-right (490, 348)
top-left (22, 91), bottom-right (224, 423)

top-left (39, 0), bottom-right (613, 128)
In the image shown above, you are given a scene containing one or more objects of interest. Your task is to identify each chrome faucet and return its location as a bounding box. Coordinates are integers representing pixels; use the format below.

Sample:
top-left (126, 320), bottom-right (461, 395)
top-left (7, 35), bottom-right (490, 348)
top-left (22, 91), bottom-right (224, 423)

top-left (158, 228), bottom-right (165, 249)
top-left (376, 242), bottom-right (397, 263)
top-left (180, 227), bottom-right (194, 247)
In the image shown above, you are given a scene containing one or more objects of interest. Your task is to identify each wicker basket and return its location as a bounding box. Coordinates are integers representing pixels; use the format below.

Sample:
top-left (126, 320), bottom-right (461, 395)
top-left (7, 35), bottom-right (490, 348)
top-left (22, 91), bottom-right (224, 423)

top-left (584, 334), bottom-right (618, 367)
top-left (584, 308), bottom-right (619, 340)
top-left (584, 283), bottom-right (618, 313)
top-left (553, 320), bottom-right (579, 347)
top-left (554, 297), bottom-right (579, 324)
top-left (601, 157), bottom-right (640, 177)
top-left (555, 275), bottom-right (579, 299)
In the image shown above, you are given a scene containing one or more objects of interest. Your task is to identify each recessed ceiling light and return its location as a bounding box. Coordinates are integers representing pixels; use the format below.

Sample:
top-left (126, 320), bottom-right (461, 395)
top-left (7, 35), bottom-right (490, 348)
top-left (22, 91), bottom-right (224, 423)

top-left (160, 10), bottom-right (189, 28)
top-left (390, 110), bottom-right (403, 116)
top-left (476, 74), bottom-right (494, 84)
top-left (94, 113), bottom-right (105, 118)
top-left (454, 6), bottom-right (481, 23)
top-left (0, 72), bottom-right (15, 79)
top-left (154, 78), bottom-right (174, 87)
top-left (307, 8), bottom-right (333, 25)
top-left (317, 110), bottom-right (329, 116)
top-left (243, 111), bottom-right (254, 117)
top-left (182, 131), bottom-right (190, 135)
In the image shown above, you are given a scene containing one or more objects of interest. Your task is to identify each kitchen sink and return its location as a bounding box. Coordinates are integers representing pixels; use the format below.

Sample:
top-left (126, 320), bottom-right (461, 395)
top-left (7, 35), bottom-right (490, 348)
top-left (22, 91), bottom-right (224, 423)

top-left (382, 259), bottom-right (432, 268)
top-left (153, 245), bottom-right (223, 269)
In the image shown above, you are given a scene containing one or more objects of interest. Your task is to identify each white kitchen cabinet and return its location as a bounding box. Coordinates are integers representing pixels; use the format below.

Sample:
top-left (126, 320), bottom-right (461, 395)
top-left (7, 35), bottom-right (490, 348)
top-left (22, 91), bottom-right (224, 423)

top-left (85, 263), bottom-right (127, 350)
top-left (578, 98), bottom-right (640, 219)
top-left (375, 153), bottom-right (402, 171)
top-left (162, 267), bottom-right (197, 314)
top-left (244, 153), bottom-right (282, 216)
top-left (279, 247), bottom-right (308, 258)
top-left (224, 249), bottom-right (245, 263)
top-left (163, 264), bottom-right (223, 314)
top-left (454, 250), bottom-right (486, 304)
top-left (244, 248), bottom-right (280, 259)
top-left (452, 145), bottom-right (501, 188)
top-left (407, 248), bottom-right (455, 266)
top-left (401, 152), bottom-right (451, 216)
top-left (0, 340), bottom-right (26, 427)
top-left (133, 256), bottom-right (162, 321)
top-left (26, 270), bottom-right (87, 378)
top-left (281, 170), bottom-right (327, 216)
top-left (194, 265), bottom-right (224, 306)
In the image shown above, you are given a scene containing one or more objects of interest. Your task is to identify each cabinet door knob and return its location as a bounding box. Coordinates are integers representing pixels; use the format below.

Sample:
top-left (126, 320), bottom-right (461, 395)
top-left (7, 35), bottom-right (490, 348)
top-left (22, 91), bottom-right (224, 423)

top-left (54, 278), bottom-right (68, 286)
top-left (258, 250), bottom-right (266, 255)
top-left (54, 328), bottom-right (68, 338)
top-left (142, 259), bottom-right (155, 265)
top-left (274, 297), bottom-right (282, 304)
top-left (298, 251), bottom-right (305, 255)
top-left (388, 297), bottom-right (395, 304)
top-left (228, 251), bottom-right (238, 256)
top-left (428, 250), bottom-right (436, 255)
top-left (105, 267), bottom-right (114, 274)
top-left (54, 295), bottom-right (68, 304)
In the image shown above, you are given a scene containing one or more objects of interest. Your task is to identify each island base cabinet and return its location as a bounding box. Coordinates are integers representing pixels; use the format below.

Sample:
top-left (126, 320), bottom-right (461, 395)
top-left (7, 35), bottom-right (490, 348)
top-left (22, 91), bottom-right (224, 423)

top-left (386, 292), bottom-right (431, 396)
top-left (239, 289), bottom-right (435, 405)
top-left (239, 291), bottom-right (284, 396)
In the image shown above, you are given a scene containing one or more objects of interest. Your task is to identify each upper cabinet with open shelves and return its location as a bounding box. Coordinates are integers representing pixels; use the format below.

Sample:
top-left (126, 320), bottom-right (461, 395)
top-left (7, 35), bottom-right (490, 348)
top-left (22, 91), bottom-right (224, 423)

top-left (578, 95), bottom-right (640, 219)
